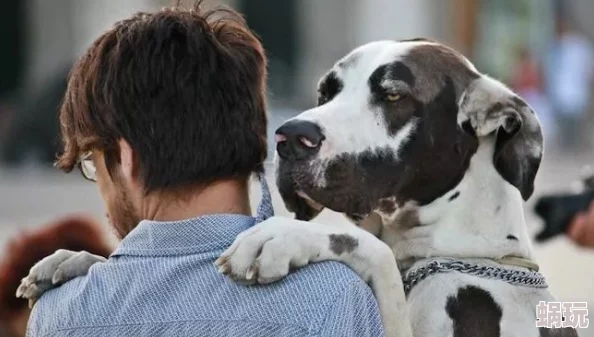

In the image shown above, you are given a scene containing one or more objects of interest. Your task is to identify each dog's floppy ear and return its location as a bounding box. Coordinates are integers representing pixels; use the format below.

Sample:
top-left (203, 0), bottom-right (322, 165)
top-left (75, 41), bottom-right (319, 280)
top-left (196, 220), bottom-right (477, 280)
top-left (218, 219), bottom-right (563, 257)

top-left (458, 76), bottom-right (543, 200)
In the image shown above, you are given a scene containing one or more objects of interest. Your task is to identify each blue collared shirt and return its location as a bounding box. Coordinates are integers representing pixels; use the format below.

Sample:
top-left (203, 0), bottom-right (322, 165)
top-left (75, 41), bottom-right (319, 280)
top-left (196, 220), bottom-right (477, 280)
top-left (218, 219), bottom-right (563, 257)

top-left (27, 179), bottom-right (384, 337)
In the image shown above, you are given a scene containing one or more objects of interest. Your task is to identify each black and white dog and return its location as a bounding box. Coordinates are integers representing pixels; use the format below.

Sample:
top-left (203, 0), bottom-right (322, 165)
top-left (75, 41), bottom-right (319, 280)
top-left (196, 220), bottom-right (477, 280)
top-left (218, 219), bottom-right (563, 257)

top-left (17, 40), bottom-right (577, 337)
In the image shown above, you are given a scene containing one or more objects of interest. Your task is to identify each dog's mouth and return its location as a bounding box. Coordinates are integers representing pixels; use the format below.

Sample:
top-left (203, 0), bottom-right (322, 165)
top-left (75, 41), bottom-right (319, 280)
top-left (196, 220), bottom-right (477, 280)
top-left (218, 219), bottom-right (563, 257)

top-left (276, 154), bottom-right (378, 220)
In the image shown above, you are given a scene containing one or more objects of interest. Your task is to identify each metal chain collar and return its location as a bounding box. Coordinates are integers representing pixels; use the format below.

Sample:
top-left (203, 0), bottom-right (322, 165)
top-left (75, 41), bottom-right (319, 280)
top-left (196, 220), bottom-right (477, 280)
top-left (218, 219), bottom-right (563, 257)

top-left (402, 260), bottom-right (548, 296)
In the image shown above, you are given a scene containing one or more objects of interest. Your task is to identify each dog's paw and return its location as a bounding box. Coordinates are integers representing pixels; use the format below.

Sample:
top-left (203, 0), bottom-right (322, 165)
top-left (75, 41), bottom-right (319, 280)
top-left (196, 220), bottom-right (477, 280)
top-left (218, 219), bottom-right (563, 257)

top-left (215, 217), bottom-right (324, 285)
top-left (16, 249), bottom-right (106, 307)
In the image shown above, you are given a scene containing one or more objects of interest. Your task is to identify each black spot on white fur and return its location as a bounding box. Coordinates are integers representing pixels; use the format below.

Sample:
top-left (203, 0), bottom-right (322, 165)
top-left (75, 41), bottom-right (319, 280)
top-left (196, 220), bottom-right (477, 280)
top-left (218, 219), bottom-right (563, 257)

top-left (448, 191), bottom-right (460, 201)
top-left (506, 235), bottom-right (518, 241)
top-left (317, 71), bottom-right (343, 106)
top-left (329, 234), bottom-right (358, 255)
top-left (446, 286), bottom-right (502, 337)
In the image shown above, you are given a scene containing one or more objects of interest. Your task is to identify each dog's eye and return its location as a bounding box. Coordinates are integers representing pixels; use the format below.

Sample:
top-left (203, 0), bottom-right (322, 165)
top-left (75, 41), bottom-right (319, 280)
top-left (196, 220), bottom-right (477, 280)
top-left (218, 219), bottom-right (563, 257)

top-left (386, 93), bottom-right (402, 102)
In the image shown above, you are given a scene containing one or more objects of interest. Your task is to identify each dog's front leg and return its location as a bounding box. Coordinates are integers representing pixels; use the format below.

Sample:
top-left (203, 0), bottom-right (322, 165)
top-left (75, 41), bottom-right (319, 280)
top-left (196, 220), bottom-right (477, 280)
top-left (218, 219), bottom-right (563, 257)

top-left (216, 216), bottom-right (412, 337)
top-left (16, 249), bottom-right (106, 307)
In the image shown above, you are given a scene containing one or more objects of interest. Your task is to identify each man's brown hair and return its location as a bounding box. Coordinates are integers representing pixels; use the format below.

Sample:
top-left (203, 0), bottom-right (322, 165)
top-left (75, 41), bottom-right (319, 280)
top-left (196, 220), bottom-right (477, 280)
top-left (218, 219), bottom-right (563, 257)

top-left (57, 1), bottom-right (268, 191)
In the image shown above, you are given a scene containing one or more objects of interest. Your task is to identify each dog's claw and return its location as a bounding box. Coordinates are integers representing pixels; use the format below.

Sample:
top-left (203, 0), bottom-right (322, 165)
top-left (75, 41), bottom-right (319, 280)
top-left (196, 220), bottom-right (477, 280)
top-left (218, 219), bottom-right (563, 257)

top-left (17, 281), bottom-right (40, 301)
top-left (246, 266), bottom-right (256, 280)
top-left (15, 281), bottom-right (26, 298)
top-left (214, 256), bottom-right (227, 267)
top-left (218, 264), bottom-right (231, 275)
top-left (52, 269), bottom-right (65, 285)
top-left (16, 277), bottom-right (33, 298)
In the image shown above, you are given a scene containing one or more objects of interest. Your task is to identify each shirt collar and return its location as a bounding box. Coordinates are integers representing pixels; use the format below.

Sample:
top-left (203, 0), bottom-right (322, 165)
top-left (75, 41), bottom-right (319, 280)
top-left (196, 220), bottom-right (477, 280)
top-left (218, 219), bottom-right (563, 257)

top-left (112, 173), bottom-right (274, 257)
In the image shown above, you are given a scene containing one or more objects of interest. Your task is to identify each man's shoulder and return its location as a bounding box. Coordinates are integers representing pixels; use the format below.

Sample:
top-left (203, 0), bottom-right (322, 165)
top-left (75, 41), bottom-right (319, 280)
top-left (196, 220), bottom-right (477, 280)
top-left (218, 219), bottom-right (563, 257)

top-left (277, 260), bottom-right (374, 302)
top-left (28, 258), bottom-right (380, 336)
top-left (27, 276), bottom-right (88, 336)
top-left (233, 261), bottom-right (380, 332)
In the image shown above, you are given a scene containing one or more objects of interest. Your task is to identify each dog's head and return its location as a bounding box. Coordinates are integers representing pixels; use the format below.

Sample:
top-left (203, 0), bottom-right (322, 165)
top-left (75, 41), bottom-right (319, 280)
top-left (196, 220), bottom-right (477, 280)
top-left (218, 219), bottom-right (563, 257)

top-left (275, 40), bottom-right (543, 224)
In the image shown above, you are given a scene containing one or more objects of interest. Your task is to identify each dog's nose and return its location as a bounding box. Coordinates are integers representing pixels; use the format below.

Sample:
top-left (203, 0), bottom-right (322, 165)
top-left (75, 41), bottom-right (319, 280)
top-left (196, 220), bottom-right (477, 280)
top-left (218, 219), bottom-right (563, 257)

top-left (275, 120), bottom-right (325, 161)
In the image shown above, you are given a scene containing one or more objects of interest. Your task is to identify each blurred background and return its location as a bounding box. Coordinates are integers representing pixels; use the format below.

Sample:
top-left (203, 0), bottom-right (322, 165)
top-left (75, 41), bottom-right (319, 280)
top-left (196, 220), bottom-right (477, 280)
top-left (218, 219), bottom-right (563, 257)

top-left (0, 0), bottom-right (593, 335)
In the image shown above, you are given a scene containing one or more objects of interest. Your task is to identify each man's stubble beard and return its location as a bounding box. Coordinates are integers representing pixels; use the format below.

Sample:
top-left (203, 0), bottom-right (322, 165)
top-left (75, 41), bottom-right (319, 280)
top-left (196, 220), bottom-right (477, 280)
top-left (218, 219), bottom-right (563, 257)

top-left (109, 184), bottom-right (142, 240)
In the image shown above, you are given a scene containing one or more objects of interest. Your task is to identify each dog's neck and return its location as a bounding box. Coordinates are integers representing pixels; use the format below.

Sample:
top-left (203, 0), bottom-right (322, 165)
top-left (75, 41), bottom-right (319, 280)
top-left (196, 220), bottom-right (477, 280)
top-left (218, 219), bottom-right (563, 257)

top-left (377, 136), bottom-right (533, 267)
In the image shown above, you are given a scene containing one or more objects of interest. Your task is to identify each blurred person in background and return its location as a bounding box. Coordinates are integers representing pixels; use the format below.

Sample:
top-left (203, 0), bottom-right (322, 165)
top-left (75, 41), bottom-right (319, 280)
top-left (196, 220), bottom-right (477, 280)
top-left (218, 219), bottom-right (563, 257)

top-left (21, 2), bottom-right (385, 337)
top-left (512, 47), bottom-right (554, 141)
top-left (568, 201), bottom-right (594, 247)
top-left (545, 15), bottom-right (594, 151)
top-left (0, 215), bottom-right (112, 337)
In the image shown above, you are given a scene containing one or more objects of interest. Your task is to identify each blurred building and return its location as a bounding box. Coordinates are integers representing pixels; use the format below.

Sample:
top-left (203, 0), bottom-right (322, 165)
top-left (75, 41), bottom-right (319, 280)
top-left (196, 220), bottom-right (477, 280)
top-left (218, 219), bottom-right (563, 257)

top-left (1, 0), bottom-right (593, 133)
top-left (0, 0), bottom-right (461, 109)
top-left (4, 0), bottom-right (594, 99)
top-left (4, 0), bottom-right (593, 101)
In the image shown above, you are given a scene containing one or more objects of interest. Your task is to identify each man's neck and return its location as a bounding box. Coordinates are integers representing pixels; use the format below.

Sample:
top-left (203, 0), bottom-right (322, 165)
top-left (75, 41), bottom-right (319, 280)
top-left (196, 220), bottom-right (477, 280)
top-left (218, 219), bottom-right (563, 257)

top-left (142, 179), bottom-right (252, 222)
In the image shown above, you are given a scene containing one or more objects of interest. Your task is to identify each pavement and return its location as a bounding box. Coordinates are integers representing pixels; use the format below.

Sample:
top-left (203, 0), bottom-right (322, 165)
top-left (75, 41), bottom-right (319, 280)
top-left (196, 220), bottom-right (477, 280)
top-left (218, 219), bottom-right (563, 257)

top-left (1, 112), bottom-right (594, 335)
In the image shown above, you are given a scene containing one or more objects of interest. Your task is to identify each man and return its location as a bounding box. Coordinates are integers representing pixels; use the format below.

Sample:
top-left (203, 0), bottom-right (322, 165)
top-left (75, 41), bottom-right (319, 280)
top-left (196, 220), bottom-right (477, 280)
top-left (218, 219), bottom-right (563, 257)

top-left (545, 15), bottom-right (594, 150)
top-left (568, 201), bottom-right (594, 247)
top-left (25, 3), bottom-right (384, 337)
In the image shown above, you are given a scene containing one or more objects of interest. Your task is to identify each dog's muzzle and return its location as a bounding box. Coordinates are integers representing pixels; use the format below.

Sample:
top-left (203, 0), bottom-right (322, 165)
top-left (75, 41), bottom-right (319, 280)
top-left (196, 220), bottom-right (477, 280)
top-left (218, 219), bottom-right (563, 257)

top-left (275, 120), bottom-right (325, 162)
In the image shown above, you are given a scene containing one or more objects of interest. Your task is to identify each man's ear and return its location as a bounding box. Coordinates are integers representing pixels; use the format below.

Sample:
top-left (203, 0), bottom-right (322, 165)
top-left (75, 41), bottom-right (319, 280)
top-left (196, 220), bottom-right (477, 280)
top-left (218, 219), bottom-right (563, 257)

top-left (458, 76), bottom-right (543, 200)
top-left (117, 139), bottom-right (139, 183)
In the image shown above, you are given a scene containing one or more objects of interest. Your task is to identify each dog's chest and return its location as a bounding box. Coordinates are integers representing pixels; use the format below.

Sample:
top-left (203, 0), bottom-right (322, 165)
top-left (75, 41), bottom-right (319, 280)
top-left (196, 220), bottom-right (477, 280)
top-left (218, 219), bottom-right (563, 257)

top-left (406, 272), bottom-right (555, 337)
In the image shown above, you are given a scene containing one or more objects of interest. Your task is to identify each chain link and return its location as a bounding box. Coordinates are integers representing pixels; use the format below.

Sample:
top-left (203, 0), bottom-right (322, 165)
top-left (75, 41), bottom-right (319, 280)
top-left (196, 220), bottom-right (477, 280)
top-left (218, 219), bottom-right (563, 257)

top-left (402, 260), bottom-right (548, 295)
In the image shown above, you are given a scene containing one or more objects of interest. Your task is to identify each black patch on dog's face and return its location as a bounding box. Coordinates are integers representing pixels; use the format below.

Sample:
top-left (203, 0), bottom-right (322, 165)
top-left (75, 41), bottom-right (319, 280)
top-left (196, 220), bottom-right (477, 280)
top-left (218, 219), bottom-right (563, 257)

top-left (368, 62), bottom-right (416, 88)
top-left (506, 234), bottom-right (518, 241)
top-left (368, 62), bottom-right (418, 136)
top-left (446, 286), bottom-right (502, 337)
top-left (277, 43), bottom-right (480, 220)
top-left (317, 71), bottom-right (343, 106)
top-left (393, 78), bottom-right (478, 207)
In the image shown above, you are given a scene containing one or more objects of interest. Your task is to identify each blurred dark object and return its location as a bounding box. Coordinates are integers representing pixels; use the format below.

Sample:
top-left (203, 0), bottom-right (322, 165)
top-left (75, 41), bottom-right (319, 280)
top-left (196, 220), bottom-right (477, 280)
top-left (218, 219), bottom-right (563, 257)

top-left (0, 214), bottom-right (113, 337)
top-left (0, 66), bottom-right (70, 166)
top-left (0, 0), bottom-right (25, 99)
top-left (239, 0), bottom-right (297, 103)
top-left (534, 174), bottom-right (594, 242)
